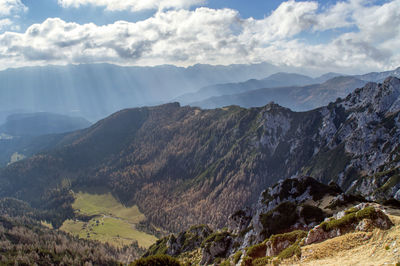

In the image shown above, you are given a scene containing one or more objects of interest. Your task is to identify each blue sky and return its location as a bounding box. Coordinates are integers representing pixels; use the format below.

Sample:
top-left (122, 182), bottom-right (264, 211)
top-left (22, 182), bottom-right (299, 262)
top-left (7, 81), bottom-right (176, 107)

top-left (17, 0), bottom-right (390, 26)
top-left (0, 0), bottom-right (399, 73)
top-left (18, 0), bottom-right (325, 27)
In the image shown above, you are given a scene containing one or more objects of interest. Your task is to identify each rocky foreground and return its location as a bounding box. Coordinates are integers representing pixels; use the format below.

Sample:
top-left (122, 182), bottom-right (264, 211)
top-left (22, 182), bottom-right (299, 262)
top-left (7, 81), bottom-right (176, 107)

top-left (144, 176), bottom-right (400, 265)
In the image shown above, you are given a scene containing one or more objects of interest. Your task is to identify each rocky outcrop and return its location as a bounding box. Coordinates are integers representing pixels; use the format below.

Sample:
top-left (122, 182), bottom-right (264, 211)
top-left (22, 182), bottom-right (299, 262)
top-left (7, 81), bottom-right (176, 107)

top-left (305, 203), bottom-right (393, 245)
top-left (200, 232), bottom-right (233, 265)
top-left (226, 177), bottom-right (389, 261)
top-left (142, 177), bottom-right (395, 265)
top-left (238, 203), bottom-right (394, 266)
top-left (235, 176), bottom-right (345, 246)
top-left (144, 224), bottom-right (212, 257)
top-left (265, 230), bottom-right (307, 257)
top-left (228, 207), bottom-right (252, 236)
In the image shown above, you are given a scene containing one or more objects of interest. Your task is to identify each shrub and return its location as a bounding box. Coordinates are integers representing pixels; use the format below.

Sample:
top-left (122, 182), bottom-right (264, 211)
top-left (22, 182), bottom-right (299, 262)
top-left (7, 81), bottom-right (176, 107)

top-left (240, 256), bottom-right (253, 266)
top-left (320, 206), bottom-right (378, 231)
top-left (252, 257), bottom-right (270, 266)
top-left (355, 206), bottom-right (377, 220)
top-left (344, 207), bottom-right (358, 214)
top-left (277, 240), bottom-right (301, 260)
top-left (130, 254), bottom-right (180, 266)
top-left (233, 251), bottom-right (242, 264)
top-left (259, 202), bottom-right (298, 237)
top-left (220, 259), bottom-right (231, 266)
top-left (246, 242), bottom-right (266, 258)
top-left (269, 230), bottom-right (307, 246)
top-left (320, 213), bottom-right (357, 231)
top-left (145, 238), bottom-right (169, 256)
top-left (202, 231), bottom-right (231, 247)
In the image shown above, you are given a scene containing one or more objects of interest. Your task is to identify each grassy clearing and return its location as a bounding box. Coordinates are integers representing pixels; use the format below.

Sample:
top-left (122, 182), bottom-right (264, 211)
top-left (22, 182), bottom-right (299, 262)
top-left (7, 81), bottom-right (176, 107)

top-left (61, 217), bottom-right (157, 248)
top-left (60, 220), bottom-right (86, 236)
top-left (72, 191), bottom-right (145, 224)
top-left (61, 191), bottom-right (157, 248)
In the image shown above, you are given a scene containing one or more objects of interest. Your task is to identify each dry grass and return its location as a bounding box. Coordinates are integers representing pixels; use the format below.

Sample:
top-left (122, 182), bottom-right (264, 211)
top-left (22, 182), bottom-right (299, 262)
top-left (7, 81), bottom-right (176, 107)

top-left (178, 248), bottom-right (202, 265)
top-left (300, 232), bottom-right (372, 261)
top-left (281, 214), bottom-right (400, 266)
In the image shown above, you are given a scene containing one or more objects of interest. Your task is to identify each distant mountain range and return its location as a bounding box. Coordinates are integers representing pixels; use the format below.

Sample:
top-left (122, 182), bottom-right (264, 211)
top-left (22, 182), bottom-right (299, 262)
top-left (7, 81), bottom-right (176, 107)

top-left (188, 76), bottom-right (366, 111)
top-left (0, 77), bottom-right (399, 233)
top-left (0, 112), bottom-right (90, 136)
top-left (0, 112), bottom-right (90, 167)
top-left (0, 63), bottom-right (279, 121)
top-left (174, 72), bottom-right (328, 105)
top-left (178, 67), bottom-right (400, 111)
top-left (1, 63), bottom-right (399, 122)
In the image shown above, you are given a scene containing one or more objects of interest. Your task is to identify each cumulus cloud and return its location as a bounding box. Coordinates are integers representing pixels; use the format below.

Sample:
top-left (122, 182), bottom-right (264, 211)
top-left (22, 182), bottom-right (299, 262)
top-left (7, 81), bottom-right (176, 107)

top-left (0, 0), bottom-right (27, 32)
top-left (0, 0), bottom-right (27, 17)
top-left (0, 0), bottom-right (399, 72)
top-left (57, 0), bottom-right (205, 12)
top-left (0, 18), bottom-right (11, 29)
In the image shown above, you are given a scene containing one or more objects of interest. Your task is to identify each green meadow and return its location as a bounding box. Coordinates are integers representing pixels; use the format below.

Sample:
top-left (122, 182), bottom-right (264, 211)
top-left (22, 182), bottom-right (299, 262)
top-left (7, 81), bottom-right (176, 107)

top-left (60, 191), bottom-right (157, 248)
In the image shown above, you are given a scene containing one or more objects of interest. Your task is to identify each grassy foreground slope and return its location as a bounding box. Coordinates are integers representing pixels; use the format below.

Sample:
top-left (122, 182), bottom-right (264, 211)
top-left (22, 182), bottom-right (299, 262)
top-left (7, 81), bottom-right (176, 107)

top-left (60, 191), bottom-right (157, 248)
top-left (281, 213), bottom-right (400, 266)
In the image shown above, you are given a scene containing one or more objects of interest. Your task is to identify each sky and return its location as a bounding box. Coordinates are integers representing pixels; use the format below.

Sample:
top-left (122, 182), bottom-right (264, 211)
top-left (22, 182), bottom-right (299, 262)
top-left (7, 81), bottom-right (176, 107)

top-left (0, 0), bottom-right (399, 73)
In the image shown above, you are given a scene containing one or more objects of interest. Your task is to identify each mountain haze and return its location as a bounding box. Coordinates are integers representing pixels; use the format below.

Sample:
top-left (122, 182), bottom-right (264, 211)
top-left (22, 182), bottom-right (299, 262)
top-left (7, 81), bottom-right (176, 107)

top-left (175, 72), bottom-right (324, 105)
top-left (178, 67), bottom-right (400, 111)
top-left (0, 63), bottom-right (278, 121)
top-left (0, 113), bottom-right (90, 167)
top-left (0, 112), bottom-right (90, 136)
top-left (189, 76), bottom-right (366, 111)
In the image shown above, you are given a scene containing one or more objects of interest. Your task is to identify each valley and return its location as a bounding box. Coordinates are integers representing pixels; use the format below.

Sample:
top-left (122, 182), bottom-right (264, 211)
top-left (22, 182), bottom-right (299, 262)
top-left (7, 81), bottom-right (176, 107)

top-left (1, 77), bottom-right (400, 235)
top-left (2, 1), bottom-right (400, 264)
top-left (0, 76), bottom-right (399, 265)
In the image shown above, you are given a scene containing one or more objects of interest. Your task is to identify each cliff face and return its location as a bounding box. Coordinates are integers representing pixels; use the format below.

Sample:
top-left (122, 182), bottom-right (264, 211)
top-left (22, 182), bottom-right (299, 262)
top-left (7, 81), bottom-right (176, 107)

top-left (306, 77), bottom-right (400, 199)
top-left (0, 78), bottom-right (399, 232)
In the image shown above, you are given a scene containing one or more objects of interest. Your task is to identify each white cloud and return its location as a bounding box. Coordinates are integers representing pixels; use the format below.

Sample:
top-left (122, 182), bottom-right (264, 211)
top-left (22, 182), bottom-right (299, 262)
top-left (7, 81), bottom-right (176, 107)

top-left (0, 0), bottom-right (27, 17)
top-left (0, 18), bottom-right (11, 30)
top-left (252, 0), bottom-right (318, 39)
top-left (0, 0), bottom-right (399, 72)
top-left (0, 0), bottom-right (27, 32)
top-left (57, 0), bottom-right (205, 12)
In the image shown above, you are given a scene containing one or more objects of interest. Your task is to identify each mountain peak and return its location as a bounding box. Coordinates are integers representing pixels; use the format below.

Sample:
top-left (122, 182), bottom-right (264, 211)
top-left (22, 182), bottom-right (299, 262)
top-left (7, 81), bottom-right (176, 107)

top-left (342, 76), bottom-right (400, 114)
top-left (263, 101), bottom-right (289, 112)
top-left (383, 76), bottom-right (400, 85)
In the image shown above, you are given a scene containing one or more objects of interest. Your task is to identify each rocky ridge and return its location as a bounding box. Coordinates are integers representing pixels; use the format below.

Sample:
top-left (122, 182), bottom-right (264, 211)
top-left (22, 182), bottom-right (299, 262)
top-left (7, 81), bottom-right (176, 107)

top-left (309, 77), bottom-right (400, 200)
top-left (144, 176), bottom-right (397, 265)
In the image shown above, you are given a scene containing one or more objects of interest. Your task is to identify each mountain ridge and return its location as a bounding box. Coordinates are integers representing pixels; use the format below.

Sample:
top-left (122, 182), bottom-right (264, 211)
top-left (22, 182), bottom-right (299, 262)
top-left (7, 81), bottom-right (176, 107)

top-left (0, 77), bottom-right (399, 233)
top-left (188, 76), bottom-right (366, 111)
top-left (174, 72), bottom-right (339, 105)
top-left (179, 67), bottom-right (400, 111)
top-left (0, 62), bottom-right (279, 121)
